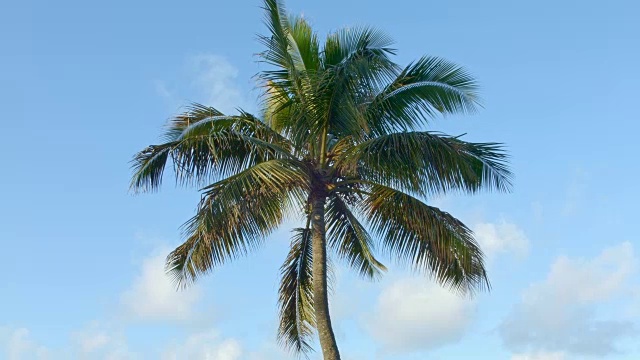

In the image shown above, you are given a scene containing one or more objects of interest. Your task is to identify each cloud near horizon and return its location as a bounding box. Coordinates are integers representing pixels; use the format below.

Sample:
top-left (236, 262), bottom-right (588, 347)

top-left (500, 241), bottom-right (639, 357)
top-left (364, 219), bottom-right (529, 354)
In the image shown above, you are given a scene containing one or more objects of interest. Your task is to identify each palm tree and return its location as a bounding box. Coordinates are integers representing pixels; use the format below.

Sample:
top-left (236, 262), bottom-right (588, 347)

top-left (130, 0), bottom-right (511, 358)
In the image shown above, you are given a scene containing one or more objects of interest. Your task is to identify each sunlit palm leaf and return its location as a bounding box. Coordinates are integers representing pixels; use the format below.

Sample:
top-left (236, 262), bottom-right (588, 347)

top-left (320, 27), bottom-right (399, 139)
top-left (258, 2), bottom-right (324, 155)
top-left (261, 77), bottom-right (321, 155)
top-left (365, 56), bottom-right (480, 135)
top-left (287, 16), bottom-right (321, 73)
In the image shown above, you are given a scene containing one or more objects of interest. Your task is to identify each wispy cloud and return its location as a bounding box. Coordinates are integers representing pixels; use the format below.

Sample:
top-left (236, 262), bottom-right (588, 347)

top-left (359, 218), bottom-right (530, 355)
top-left (511, 352), bottom-right (567, 360)
top-left (161, 329), bottom-right (243, 360)
top-left (153, 53), bottom-right (256, 116)
top-left (188, 54), bottom-right (253, 114)
top-left (1, 242), bottom-right (289, 359)
top-left (500, 242), bottom-right (639, 356)
top-left (474, 219), bottom-right (529, 262)
top-left (1, 324), bottom-right (246, 360)
top-left (0, 327), bottom-right (50, 360)
top-left (72, 323), bottom-right (135, 359)
top-left (120, 247), bottom-right (202, 323)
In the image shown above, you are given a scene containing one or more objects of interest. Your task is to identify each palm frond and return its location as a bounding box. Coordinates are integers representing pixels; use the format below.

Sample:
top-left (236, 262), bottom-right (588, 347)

top-left (261, 79), bottom-right (321, 155)
top-left (130, 142), bottom-right (174, 193)
top-left (163, 103), bottom-right (226, 141)
top-left (259, 0), bottom-right (293, 72)
top-left (130, 106), bottom-right (294, 192)
top-left (166, 159), bottom-right (310, 287)
top-left (365, 56), bottom-right (480, 135)
top-left (361, 184), bottom-right (490, 295)
top-left (258, 1), bottom-right (325, 155)
top-left (287, 15), bottom-right (321, 73)
top-left (130, 104), bottom-right (224, 192)
top-left (320, 26), bottom-right (399, 140)
top-left (278, 225), bottom-right (316, 355)
top-left (335, 131), bottom-right (512, 196)
top-left (258, 0), bottom-right (318, 85)
top-left (326, 194), bottom-right (386, 279)
top-left (322, 26), bottom-right (396, 68)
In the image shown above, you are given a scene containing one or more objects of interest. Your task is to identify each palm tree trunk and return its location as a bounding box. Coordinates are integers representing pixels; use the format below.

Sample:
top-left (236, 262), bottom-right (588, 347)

top-left (310, 194), bottom-right (341, 360)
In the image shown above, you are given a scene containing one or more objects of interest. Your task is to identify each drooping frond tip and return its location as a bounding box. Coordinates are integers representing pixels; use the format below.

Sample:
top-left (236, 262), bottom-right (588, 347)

top-left (326, 194), bottom-right (387, 280)
top-left (278, 226), bottom-right (316, 356)
top-left (362, 184), bottom-right (491, 296)
top-left (165, 159), bottom-right (311, 289)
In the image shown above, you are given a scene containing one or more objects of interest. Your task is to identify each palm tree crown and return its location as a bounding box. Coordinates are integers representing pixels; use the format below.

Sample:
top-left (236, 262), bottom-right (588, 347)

top-left (130, 0), bottom-right (512, 358)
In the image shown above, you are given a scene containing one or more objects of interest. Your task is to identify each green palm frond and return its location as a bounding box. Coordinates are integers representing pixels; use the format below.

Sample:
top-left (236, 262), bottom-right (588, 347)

top-left (130, 142), bottom-right (173, 193)
top-left (258, 0), bottom-right (318, 89)
top-left (287, 15), bottom-right (321, 73)
top-left (322, 26), bottom-right (396, 68)
top-left (259, 0), bottom-right (293, 72)
top-left (130, 107), bottom-right (294, 192)
top-left (166, 159), bottom-right (310, 287)
top-left (336, 131), bottom-right (512, 196)
top-left (130, 104), bottom-right (223, 192)
top-left (320, 27), bottom-right (399, 140)
top-left (278, 225), bottom-right (316, 356)
top-left (361, 184), bottom-right (489, 295)
top-left (261, 76), bottom-right (322, 156)
top-left (262, 80), bottom-right (294, 130)
top-left (163, 103), bottom-right (226, 141)
top-left (326, 194), bottom-right (386, 279)
top-left (365, 56), bottom-right (480, 135)
top-left (258, 1), bottom-right (324, 155)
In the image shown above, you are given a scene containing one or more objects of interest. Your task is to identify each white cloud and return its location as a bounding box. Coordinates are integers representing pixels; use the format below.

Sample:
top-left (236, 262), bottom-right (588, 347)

top-left (361, 220), bottom-right (529, 354)
top-left (474, 219), bottom-right (529, 261)
top-left (75, 331), bottom-right (109, 354)
top-left (0, 327), bottom-right (50, 360)
top-left (1, 325), bottom-right (243, 360)
top-left (500, 242), bottom-right (638, 356)
top-left (1, 325), bottom-right (247, 360)
top-left (154, 54), bottom-right (254, 114)
top-left (69, 323), bottom-right (136, 360)
top-left (511, 352), bottom-right (566, 360)
top-left (366, 277), bottom-right (475, 353)
top-left (161, 329), bottom-right (242, 360)
top-left (189, 54), bottom-right (250, 114)
top-left (246, 342), bottom-right (296, 360)
top-left (120, 248), bottom-right (202, 322)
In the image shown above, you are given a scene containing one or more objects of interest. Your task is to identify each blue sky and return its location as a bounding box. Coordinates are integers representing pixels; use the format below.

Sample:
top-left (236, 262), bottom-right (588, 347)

top-left (1, 0), bottom-right (639, 359)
